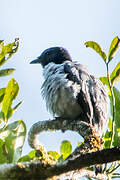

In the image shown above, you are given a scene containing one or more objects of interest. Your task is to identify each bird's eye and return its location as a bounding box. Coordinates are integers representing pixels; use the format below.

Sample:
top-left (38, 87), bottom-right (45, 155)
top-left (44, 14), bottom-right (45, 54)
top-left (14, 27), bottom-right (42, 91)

top-left (46, 52), bottom-right (50, 55)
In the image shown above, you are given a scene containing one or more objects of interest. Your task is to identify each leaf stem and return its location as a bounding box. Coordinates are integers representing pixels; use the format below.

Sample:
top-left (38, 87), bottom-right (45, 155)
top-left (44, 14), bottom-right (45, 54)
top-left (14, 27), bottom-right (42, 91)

top-left (106, 62), bottom-right (115, 147)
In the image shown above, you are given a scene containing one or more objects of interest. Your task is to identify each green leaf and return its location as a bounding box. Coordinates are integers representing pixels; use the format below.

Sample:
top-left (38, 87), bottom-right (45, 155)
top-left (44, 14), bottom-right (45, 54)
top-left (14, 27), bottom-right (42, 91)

top-left (117, 128), bottom-right (120, 137)
top-left (99, 76), bottom-right (109, 86)
top-left (85, 41), bottom-right (107, 62)
top-left (0, 38), bottom-right (19, 66)
top-left (108, 117), bottom-right (113, 131)
top-left (0, 41), bottom-right (4, 54)
top-left (18, 155), bottom-right (31, 162)
top-left (6, 107), bottom-right (14, 121)
top-left (113, 88), bottom-right (120, 146)
top-left (109, 87), bottom-right (120, 146)
top-left (110, 62), bottom-right (120, 85)
top-left (60, 140), bottom-right (72, 159)
top-left (0, 120), bottom-right (26, 163)
top-left (103, 130), bottom-right (112, 148)
top-left (108, 36), bottom-right (120, 62)
top-left (0, 88), bottom-right (5, 104)
top-left (6, 101), bottom-right (23, 121)
top-left (18, 150), bottom-right (36, 162)
top-left (0, 68), bottom-right (15, 77)
top-left (48, 151), bottom-right (60, 159)
top-left (0, 138), bottom-right (8, 163)
top-left (1, 78), bottom-right (19, 122)
top-left (113, 87), bottom-right (120, 128)
top-left (0, 112), bottom-right (5, 122)
top-left (28, 150), bottom-right (36, 159)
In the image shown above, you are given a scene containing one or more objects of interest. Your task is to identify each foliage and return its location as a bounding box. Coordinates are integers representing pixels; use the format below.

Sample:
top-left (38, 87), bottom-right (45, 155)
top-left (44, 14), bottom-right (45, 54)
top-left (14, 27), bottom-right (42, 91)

top-left (19, 36), bottom-right (120, 178)
top-left (0, 39), bottom-right (26, 164)
top-left (0, 37), bottom-right (120, 179)
top-left (18, 140), bottom-right (72, 163)
top-left (49, 140), bottom-right (72, 162)
top-left (85, 36), bottom-right (120, 176)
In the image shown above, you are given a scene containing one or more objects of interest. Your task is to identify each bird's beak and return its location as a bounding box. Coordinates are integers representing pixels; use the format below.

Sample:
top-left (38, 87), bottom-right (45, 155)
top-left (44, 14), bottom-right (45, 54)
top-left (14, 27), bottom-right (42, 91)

top-left (30, 58), bottom-right (40, 64)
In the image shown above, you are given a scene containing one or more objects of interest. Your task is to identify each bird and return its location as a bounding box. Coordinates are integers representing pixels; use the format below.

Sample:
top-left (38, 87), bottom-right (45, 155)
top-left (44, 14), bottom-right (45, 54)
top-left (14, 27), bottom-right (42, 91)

top-left (30, 47), bottom-right (108, 174)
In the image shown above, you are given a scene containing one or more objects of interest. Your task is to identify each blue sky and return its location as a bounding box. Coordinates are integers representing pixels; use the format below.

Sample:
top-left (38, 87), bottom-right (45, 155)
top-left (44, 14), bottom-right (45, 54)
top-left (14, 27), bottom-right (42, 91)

top-left (0, 0), bottom-right (120, 155)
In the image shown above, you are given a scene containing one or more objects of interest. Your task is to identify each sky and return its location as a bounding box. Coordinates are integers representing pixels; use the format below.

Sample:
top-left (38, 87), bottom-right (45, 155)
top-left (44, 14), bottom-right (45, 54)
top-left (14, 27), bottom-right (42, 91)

top-left (0, 0), bottom-right (120, 157)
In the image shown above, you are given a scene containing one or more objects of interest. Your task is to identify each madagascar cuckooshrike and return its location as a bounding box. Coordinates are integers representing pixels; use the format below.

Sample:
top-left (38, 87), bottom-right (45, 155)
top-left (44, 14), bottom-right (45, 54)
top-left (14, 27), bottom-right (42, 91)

top-left (30, 47), bottom-right (108, 173)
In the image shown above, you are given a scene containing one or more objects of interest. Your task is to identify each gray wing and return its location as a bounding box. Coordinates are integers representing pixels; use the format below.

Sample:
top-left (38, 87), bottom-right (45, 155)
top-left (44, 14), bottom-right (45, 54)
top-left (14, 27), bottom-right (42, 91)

top-left (88, 75), bottom-right (108, 135)
top-left (64, 62), bottom-right (108, 136)
top-left (77, 64), bottom-right (108, 136)
top-left (64, 62), bottom-right (93, 122)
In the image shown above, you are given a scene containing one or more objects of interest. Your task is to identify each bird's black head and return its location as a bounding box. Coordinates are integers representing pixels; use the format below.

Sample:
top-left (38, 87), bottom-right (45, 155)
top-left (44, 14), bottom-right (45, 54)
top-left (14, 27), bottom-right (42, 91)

top-left (30, 47), bottom-right (72, 67)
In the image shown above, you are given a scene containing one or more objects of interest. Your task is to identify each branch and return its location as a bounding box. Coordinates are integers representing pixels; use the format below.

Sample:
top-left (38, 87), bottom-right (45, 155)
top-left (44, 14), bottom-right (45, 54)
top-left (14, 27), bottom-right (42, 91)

top-left (0, 146), bottom-right (120, 179)
top-left (28, 117), bottom-right (97, 149)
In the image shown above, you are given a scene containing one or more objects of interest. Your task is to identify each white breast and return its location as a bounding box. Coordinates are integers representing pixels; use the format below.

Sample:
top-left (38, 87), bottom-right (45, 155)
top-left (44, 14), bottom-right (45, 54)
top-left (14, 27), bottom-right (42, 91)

top-left (41, 62), bottom-right (82, 119)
